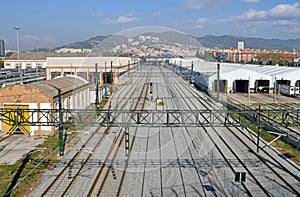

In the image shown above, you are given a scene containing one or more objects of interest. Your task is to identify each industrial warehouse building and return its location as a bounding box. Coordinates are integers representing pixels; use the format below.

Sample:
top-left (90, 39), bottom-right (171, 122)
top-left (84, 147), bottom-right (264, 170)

top-left (0, 75), bottom-right (95, 135)
top-left (46, 57), bottom-right (139, 84)
top-left (3, 52), bottom-right (94, 70)
top-left (4, 54), bottom-right (138, 85)
top-left (169, 58), bottom-right (300, 94)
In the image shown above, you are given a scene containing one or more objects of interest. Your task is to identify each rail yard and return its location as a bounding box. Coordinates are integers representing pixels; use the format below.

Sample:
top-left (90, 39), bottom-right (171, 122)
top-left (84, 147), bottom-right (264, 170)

top-left (20, 62), bottom-right (300, 196)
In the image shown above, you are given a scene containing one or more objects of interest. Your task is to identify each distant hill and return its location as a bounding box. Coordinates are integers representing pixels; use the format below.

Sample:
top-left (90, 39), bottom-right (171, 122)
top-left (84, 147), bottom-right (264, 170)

top-left (136, 31), bottom-right (201, 47)
top-left (95, 34), bottom-right (128, 51)
top-left (55, 35), bottom-right (109, 50)
top-left (56, 33), bottom-right (300, 52)
top-left (56, 31), bottom-right (202, 51)
top-left (196, 35), bottom-right (300, 51)
top-left (94, 31), bottom-right (202, 51)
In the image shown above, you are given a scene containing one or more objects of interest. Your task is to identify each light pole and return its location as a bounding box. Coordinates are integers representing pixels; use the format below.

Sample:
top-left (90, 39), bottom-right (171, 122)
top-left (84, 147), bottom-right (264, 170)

top-left (15, 27), bottom-right (22, 84)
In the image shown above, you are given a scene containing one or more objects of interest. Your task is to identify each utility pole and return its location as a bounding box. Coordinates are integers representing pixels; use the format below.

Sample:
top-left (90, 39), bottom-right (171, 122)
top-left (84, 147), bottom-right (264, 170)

top-left (128, 60), bottom-right (131, 84)
top-left (256, 105), bottom-right (261, 153)
top-left (104, 61), bottom-right (107, 97)
top-left (110, 61), bottom-right (113, 87)
top-left (217, 63), bottom-right (220, 101)
top-left (58, 88), bottom-right (64, 156)
top-left (128, 60), bottom-right (130, 75)
top-left (274, 77), bottom-right (277, 102)
top-left (15, 27), bottom-right (22, 84)
top-left (95, 63), bottom-right (99, 109)
top-left (248, 76), bottom-right (250, 105)
top-left (47, 84), bottom-right (65, 156)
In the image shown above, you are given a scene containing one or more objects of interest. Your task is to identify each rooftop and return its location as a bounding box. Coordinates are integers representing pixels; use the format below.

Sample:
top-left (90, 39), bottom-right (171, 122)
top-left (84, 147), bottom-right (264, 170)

top-left (27, 75), bottom-right (89, 98)
top-left (6, 52), bottom-right (103, 60)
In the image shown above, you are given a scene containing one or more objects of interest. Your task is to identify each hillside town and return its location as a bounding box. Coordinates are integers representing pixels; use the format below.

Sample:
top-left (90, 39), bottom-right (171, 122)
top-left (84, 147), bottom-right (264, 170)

top-left (1, 34), bottom-right (300, 68)
top-left (208, 42), bottom-right (300, 66)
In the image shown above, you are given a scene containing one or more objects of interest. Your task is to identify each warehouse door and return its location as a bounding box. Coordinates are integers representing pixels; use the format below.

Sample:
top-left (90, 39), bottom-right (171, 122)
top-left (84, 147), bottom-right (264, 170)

top-left (255, 80), bottom-right (270, 93)
top-left (234, 80), bottom-right (249, 93)
top-left (4, 105), bottom-right (30, 135)
top-left (102, 72), bottom-right (113, 84)
top-left (275, 80), bottom-right (290, 93)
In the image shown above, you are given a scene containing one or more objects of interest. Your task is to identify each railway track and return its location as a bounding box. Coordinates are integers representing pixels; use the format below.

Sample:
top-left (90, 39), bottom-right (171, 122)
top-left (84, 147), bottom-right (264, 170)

top-left (40, 127), bottom-right (111, 196)
top-left (31, 68), bottom-right (147, 196)
top-left (224, 93), bottom-right (300, 143)
top-left (117, 74), bottom-right (152, 196)
top-left (169, 72), bottom-right (231, 196)
top-left (0, 135), bottom-right (29, 162)
top-left (161, 68), bottom-right (188, 196)
top-left (169, 69), bottom-right (300, 196)
top-left (0, 134), bottom-right (12, 143)
top-left (87, 74), bottom-right (150, 196)
top-left (31, 63), bottom-right (300, 196)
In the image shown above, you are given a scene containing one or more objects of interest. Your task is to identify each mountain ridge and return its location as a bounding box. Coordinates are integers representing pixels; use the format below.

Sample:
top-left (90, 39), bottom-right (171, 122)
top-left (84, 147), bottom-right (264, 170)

top-left (56, 33), bottom-right (300, 52)
top-left (195, 35), bottom-right (300, 51)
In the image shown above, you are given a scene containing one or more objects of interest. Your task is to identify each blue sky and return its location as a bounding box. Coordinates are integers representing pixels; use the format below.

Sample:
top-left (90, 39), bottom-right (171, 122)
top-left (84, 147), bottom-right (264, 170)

top-left (1, 0), bottom-right (300, 50)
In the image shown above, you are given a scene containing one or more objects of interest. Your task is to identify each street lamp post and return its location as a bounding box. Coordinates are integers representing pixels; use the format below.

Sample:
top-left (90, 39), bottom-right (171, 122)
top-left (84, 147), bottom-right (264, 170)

top-left (15, 27), bottom-right (22, 84)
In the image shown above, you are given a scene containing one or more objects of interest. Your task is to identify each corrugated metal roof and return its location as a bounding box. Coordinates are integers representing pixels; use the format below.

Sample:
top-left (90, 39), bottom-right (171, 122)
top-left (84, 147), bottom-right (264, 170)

top-left (169, 58), bottom-right (300, 88)
top-left (6, 52), bottom-right (102, 60)
top-left (47, 57), bottom-right (133, 67)
top-left (27, 83), bottom-right (57, 98)
top-left (27, 75), bottom-right (89, 98)
top-left (185, 59), bottom-right (300, 77)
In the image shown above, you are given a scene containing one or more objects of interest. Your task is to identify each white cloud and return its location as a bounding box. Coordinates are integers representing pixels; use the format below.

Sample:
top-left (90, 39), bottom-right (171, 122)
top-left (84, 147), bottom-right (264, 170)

top-left (182, 2), bottom-right (300, 38)
top-left (269, 2), bottom-right (300, 18)
top-left (194, 18), bottom-right (209, 29)
top-left (23, 35), bottom-right (38, 41)
top-left (272, 20), bottom-right (298, 26)
top-left (182, 18), bottom-right (210, 29)
top-left (102, 15), bottom-right (140, 24)
top-left (22, 35), bottom-right (55, 49)
top-left (88, 11), bottom-right (103, 17)
top-left (237, 9), bottom-right (267, 20)
top-left (283, 27), bottom-right (300, 33)
top-left (153, 12), bottom-right (161, 17)
top-left (228, 3), bottom-right (300, 22)
top-left (184, 0), bottom-right (223, 10)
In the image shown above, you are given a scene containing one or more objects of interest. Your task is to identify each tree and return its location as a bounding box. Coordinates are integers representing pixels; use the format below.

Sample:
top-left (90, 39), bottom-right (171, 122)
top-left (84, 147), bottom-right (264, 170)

top-left (256, 53), bottom-right (289, 65)
top-left (0, 60), bottom-right (4, 68)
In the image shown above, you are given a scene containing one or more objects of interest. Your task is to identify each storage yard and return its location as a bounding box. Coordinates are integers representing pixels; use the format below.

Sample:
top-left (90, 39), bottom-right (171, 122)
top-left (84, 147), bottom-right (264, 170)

top-left (28, 62), bottom-right (300, 196)
top-left (169, 58), bottom-right (300, 95)
top-left (1, 60), bottom-right (300, 196)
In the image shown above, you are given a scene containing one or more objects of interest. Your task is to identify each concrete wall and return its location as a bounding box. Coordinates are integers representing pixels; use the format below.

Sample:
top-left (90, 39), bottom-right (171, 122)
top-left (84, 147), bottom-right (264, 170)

top-left (0, 85), bottom-right (52, 134)
top-left (0, 82), bottom-right (90, 135)
top-left (4, 60), bottom-right (47, 69)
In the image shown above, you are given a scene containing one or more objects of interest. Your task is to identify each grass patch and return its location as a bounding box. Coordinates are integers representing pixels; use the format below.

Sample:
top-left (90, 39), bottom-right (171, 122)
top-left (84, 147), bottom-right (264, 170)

top-left (99, 97), bottom-right (109, 109)
top-left (0, 98), bottom-right (111, 196)
top-left (0, 135), bottom-right (62, 197)
top-left (272, 139), bottom-right (300, 165)
top-left (230, 112), bottom-right (300, 166)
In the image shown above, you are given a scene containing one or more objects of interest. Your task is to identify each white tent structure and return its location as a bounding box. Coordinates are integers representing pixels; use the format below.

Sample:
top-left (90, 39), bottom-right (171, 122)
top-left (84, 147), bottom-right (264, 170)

top-left (169, 58), bottom-right (300, 93)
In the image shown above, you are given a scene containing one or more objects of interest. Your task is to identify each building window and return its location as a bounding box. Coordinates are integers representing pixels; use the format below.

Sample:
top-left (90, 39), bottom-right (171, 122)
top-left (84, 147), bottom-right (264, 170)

top-left (26, 63), bottom-right (31, 69)
top-left (51, 72), bottom-right (61, 79)
top-left (63, 72), bottom-right (74, 76)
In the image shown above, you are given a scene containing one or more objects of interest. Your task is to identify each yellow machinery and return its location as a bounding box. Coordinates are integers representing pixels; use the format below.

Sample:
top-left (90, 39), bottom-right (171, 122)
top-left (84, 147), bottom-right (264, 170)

top-left (4, 105), bottom-right (30, 135)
